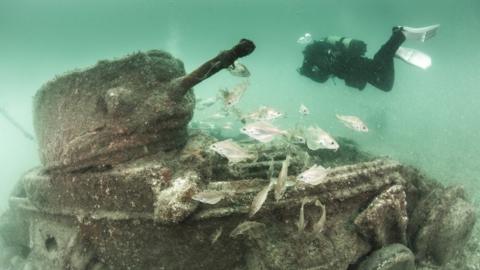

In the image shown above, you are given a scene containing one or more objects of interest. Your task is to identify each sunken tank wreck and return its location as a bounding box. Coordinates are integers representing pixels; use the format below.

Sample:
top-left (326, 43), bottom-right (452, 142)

top-left (0, 39), bottom-right (477, 270)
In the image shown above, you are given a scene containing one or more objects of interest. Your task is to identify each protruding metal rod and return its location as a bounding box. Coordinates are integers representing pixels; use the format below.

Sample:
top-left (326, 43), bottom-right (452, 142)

top-left (169, 38), bottom-right (256, 99)
top-left (0, 106), bottom-right (35, 141)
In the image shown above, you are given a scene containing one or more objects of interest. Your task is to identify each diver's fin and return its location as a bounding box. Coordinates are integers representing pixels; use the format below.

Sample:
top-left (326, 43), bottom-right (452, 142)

top-left (395, 47), bottom-right (432, 69)
top-left (400, 24), bottom-right (440, 42)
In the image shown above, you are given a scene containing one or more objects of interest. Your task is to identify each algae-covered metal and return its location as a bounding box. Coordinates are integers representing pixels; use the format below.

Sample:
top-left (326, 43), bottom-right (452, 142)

top-left (33, 39), bottom-right (255, 172)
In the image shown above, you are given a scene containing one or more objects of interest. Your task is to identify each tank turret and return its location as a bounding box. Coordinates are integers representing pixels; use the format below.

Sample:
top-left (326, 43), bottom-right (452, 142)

top-left (33, 39), bottom-right (255, 172)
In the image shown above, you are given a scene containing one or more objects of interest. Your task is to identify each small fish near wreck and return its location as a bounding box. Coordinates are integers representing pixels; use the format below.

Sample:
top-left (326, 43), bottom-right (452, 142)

top-left (297, 164), bottom-right (330, 185)
top-left (240, 121), bottom-right (288, 143)
top-left (242, 106), bottom-right (283, 122)
top-left (304, 125), bottom-right (339, 151)
top-left (274, 155), bottom-right (291, 201)
top-left (249, 179), bottom-right (274, 218)
top-left (210, 227), bottom-right (223, 244)
top-left (209, 139), bottom-right (255, 163)
top-left (312, 200), bottom-right (326, 234)
top-left (192, 190), bottom-right (228, 205)
top-left (336, 114), bottom-right (369, 132)
top-left (227, 60), bottom-right (251, 77)
top-left (286, 127), bottom-right (306, 145)
top-left (230, 221), bottom-right (266, 238)
top-left (219, 80), bottom-right (249, 108)
top-left (299, 104), bottom-right (310, 116)
top-left (196, 97), bottom-right (218, 110)
top-left (296, 198), bottom-right (308, 233)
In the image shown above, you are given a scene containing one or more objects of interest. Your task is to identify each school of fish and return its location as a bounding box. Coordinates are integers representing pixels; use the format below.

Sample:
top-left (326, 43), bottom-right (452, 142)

top-left (190, 62), bottom-right (371, 238)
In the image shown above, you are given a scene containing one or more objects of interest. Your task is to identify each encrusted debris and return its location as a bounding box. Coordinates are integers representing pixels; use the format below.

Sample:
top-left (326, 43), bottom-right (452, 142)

top-left (410, 186), bottom-right (476, 265)
top-left (354, 184), bottom-right (408, 247)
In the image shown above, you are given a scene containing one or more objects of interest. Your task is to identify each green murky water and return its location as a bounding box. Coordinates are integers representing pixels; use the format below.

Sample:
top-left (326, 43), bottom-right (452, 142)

top-left (0, 0), bottom-right (479, 246)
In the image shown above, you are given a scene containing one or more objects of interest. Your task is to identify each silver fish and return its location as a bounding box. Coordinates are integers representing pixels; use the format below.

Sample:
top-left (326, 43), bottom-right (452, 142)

top-left (210, 139), bottom-right (255, 163)
top-left (336, 114), bottom-right (369, 132)
top-left (287, 127), bottom-right (306, 145)
top-left (208, 112), bottom-right (228, 119)
top-left (312, 200), bottom-right (326, 234)
top-left (228, 60), bottom-right (250, 77)
top-left (249, 179), bottom-right (274, 218)
top-left (243, 106), bottom-right (283, 122)
top-left (211, 227), bottom-right (223, 244)
top-left (189, 121), bottom-right (216, 130)
top-left (219, 80), bottom-right (249, 108)
top-left (230, 221), bottom-right (265, 238)
top-left (192, 190), bottom-right (227, 205)
top-left (240, 121), bottom-right (287, 143)
top-left (268, 158), bottom-right (275, 180)
top-left (299, 104), bottom-right (310, 115)
top-left (304, 126), bottom-right (339, 151)
top-left (296, 198), bottom-right (308, 233)
top-left (297, 164), bottom-right (330, 185)
top-left (274, 155), bottom-right (291, 201)
top-left (222, 121), bottom-right (233, 130)
top-left (196, 97), bottom-right (218, 110)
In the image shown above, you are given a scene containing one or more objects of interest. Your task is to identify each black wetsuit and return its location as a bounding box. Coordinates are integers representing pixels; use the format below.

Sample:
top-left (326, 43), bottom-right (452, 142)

top-left (299, 29), bottom-right (406, 91)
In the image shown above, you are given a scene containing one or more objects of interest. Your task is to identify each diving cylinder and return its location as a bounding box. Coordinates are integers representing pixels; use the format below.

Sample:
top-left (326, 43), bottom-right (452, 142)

top-left (324, 36), bottom-right (367, 57)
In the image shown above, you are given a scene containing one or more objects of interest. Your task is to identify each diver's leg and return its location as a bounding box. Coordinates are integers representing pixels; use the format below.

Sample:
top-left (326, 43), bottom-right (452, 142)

top-left (367, 29), bottom-right (406, 91)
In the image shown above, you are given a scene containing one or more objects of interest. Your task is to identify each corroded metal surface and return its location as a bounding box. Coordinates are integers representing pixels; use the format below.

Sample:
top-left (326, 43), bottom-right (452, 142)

top-left (2, 153), bottom-right (477, 269)
top-left (33, 40), bottom-right (255, 172)
top-left (9, 157), bottom-right (407, 269)
top-left (193, 159), bottom-right (404, 220)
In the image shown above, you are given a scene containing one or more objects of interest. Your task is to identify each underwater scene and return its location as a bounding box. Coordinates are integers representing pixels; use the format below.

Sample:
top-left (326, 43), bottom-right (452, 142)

top-left (1, 0), bottom-right (479, 269)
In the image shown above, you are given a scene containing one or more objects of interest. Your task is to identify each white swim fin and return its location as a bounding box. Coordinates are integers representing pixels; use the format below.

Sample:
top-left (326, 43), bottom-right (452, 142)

top-left (395, 46), bottom-right (432, 69)
top-left (401, 24), bottom-right (440, 42)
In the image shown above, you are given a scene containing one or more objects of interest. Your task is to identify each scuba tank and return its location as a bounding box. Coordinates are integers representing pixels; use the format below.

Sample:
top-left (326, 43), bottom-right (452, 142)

top-left (324, 36), bottom-right (367, 57)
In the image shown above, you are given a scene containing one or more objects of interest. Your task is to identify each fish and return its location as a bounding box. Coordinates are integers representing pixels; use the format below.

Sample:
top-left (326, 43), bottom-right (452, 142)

top-left (242, 106), bottom-right (283, 122)
top-left (336, 114), bottom-right (369, 132)
top-left (222, 122), bottom-right (233, 130)
top-left (274, 155), bottom-right (291, 201)
top-left (219, 80), bottom-right (249, 108)
top-left (230, 221), bottom-right (265, 238)
top-left (240, 121), bottom-right (288, 143)
top-left (249, 179), bottom-right (274, 218)
top-left (312, 200), bottom-right (326, 234)
top-left (286, 127), bottom-right (306, 145)
top-left (299, 104), bottom-right (310, 116)
top-left (192, 190), bottom-right (227, 205)
top-left (189, 121), bottom-right (216, 130)
top-left (267, 158), bottom-right (275, 180)
top-left (208, 112), bottom-right (228, 119)
top-left (228, 60), bottom-right (250, 77)
top-left (297, 33), bottom-right (313, 45)
top-left (196, 97), bottom-right (218, 110)
top-left (291, 135), bottom-right (305, 144)
top-left (297, 164), bottom-right (330, 185)
top-left (211, 227), bottom-right (223, 244)
top-left (296, 198), bottom-right (308, 233)
top-left (304, 125), bottom-right (339, 151)
top-left (209, 139), bottom-right (255, 163)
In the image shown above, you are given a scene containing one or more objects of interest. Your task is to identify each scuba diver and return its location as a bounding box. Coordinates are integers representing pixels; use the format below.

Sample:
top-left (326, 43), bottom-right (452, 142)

top-left (298, 25), bottom-right (439, 91)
